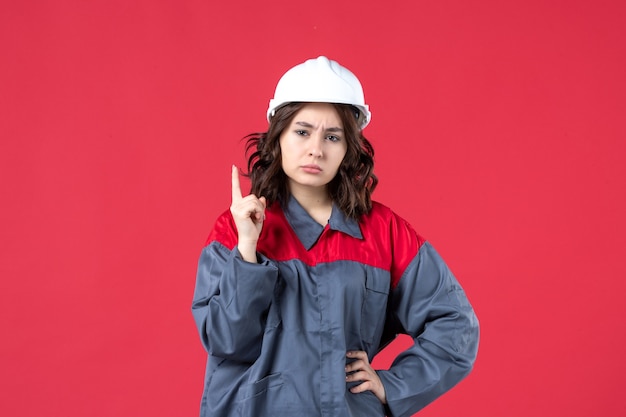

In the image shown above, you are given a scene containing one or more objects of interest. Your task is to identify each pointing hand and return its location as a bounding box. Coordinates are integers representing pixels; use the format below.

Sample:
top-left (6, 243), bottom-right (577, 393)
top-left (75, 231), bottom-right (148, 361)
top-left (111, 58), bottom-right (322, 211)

top-left (230, 165), bottom-right (266, 262)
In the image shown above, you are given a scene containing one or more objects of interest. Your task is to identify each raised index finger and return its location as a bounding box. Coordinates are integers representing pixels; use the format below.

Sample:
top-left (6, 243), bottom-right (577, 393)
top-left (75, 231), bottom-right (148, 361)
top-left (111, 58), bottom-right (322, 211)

top-left (231, 165), bottom-right (243, 202)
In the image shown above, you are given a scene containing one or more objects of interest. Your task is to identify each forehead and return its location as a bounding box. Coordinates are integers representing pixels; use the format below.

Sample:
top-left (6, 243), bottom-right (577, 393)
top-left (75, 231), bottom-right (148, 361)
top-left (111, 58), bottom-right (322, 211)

top-left (291, 103), bottom-right (343, 127)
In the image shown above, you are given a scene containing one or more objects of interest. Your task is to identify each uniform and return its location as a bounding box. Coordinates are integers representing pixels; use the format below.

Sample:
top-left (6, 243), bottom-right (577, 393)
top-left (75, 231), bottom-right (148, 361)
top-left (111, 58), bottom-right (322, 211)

top-left (192, 196), bottom-right (479, 417)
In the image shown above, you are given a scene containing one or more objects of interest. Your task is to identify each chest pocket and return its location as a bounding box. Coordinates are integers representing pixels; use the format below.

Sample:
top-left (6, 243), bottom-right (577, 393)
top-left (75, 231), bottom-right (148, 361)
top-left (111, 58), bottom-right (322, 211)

top-left (360, 274), bottom-right (390, 345)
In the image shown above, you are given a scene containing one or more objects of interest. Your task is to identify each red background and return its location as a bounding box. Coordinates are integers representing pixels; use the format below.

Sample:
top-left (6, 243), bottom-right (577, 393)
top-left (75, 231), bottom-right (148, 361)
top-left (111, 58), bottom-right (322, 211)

top-left (1, 1), bottom-right (625, 416)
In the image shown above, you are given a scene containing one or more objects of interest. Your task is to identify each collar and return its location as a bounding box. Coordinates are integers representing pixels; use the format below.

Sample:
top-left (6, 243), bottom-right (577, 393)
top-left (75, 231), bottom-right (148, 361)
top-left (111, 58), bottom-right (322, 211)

top-left (282, 195), bottom-right (363, 250)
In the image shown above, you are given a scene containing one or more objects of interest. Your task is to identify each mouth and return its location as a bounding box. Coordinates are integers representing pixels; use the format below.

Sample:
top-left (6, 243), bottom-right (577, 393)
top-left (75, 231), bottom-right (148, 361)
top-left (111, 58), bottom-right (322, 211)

top-left (301, 164), bottom-right (322, 174)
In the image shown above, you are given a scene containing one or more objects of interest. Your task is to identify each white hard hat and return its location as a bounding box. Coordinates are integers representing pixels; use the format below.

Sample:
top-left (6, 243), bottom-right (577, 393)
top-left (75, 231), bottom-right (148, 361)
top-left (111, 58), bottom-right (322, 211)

top-left (267, 56), bottom-right (371, 128)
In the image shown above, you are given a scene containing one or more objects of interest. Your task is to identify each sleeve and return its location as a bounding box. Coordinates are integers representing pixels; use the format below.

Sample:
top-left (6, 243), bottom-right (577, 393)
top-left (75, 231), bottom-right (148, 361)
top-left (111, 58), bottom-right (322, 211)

top-left (191, 212), bottom-right (279, 364)
top-left (377, 220), bottom-right (480, 417)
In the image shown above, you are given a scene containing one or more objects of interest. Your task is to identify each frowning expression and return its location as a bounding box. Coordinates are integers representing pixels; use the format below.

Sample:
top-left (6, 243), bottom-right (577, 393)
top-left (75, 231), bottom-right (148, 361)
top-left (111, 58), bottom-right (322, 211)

top-left (279, 103), bottom-right (347, 192)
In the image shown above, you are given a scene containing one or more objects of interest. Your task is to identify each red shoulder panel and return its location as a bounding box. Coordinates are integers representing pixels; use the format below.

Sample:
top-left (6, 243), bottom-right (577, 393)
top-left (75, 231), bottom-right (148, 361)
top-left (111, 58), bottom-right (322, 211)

top-left (205, 209), bottom-right (238, 249)
top-left (205, 202), bottom-right (425, 289)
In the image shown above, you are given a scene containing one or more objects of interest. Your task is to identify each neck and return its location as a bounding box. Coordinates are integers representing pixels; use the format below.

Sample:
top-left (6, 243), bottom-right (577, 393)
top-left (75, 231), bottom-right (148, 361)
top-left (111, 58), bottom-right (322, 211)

top-left (289, 183), bottom-right (333, 225)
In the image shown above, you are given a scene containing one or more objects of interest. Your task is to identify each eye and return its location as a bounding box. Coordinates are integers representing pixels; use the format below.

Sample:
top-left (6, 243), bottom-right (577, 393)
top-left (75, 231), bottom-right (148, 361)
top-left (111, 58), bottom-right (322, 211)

top-left (295, 130), bottom-right (308, 136)
top-left (326, 135), bottom-right (341, 142)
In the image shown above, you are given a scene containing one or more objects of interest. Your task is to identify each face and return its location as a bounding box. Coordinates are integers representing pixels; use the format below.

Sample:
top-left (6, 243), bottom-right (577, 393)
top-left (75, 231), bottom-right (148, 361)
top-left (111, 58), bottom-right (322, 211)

top-left (279, 103), bottom-right (348, 194)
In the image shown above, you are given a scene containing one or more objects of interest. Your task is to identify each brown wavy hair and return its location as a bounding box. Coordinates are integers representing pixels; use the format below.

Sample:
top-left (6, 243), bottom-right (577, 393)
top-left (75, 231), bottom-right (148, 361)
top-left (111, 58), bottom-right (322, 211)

top-left (244, 102), bottom-right (378, 219)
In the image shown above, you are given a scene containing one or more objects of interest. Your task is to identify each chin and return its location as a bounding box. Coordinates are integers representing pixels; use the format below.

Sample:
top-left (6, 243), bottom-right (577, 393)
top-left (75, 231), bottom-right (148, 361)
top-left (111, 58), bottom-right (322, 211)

top-left (297, 180), bottom-right (331, 189)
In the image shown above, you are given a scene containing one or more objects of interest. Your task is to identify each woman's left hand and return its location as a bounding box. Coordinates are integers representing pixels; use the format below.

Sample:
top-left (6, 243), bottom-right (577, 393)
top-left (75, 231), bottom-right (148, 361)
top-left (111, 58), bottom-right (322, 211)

top-left (345, 350), bottom-right (387, 404)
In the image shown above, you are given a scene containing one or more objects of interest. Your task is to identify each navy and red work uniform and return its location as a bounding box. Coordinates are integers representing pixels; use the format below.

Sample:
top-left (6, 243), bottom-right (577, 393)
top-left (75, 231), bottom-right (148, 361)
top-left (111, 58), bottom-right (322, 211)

top-left (192, 196), bottom-right (479, 417)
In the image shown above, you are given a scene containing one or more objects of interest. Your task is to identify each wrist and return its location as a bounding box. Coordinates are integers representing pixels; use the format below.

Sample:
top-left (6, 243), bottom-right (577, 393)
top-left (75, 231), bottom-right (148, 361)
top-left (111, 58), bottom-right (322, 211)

top-left (237, 242), bottom-right (258, 263)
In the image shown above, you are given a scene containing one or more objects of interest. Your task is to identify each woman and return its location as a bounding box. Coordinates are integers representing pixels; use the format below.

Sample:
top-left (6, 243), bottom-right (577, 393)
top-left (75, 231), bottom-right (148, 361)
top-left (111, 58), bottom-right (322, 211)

top-left (192, 56), bottom-right (479, 417)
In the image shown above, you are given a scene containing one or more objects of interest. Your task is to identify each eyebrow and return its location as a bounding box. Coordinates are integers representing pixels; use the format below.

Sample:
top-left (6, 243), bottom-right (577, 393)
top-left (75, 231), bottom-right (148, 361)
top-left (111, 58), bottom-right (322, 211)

top-left (294, 121), bottom-right (344, 132)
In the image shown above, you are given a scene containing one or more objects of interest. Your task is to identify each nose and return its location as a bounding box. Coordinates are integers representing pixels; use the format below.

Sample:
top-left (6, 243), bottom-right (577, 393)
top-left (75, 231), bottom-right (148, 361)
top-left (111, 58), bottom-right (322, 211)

top-left (308, 134), bottom-right (323, 158)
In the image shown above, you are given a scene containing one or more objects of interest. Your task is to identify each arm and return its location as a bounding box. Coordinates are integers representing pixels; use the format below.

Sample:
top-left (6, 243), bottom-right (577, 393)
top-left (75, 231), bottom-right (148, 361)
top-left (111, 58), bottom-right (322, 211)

top-left (191, 227), bottom-right (279, 363)
top-left (378, 241), bottom-right (480, 417)
top-left (191, 165), bottom-right (276, 362)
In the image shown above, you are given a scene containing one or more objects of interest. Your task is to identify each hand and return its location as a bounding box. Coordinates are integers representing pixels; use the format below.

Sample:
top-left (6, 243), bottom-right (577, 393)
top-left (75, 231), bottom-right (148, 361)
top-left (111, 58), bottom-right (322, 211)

top-left (345, 351), bottom-right (387, 404)
top-left (230, 165), bottom-right (266, 262)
